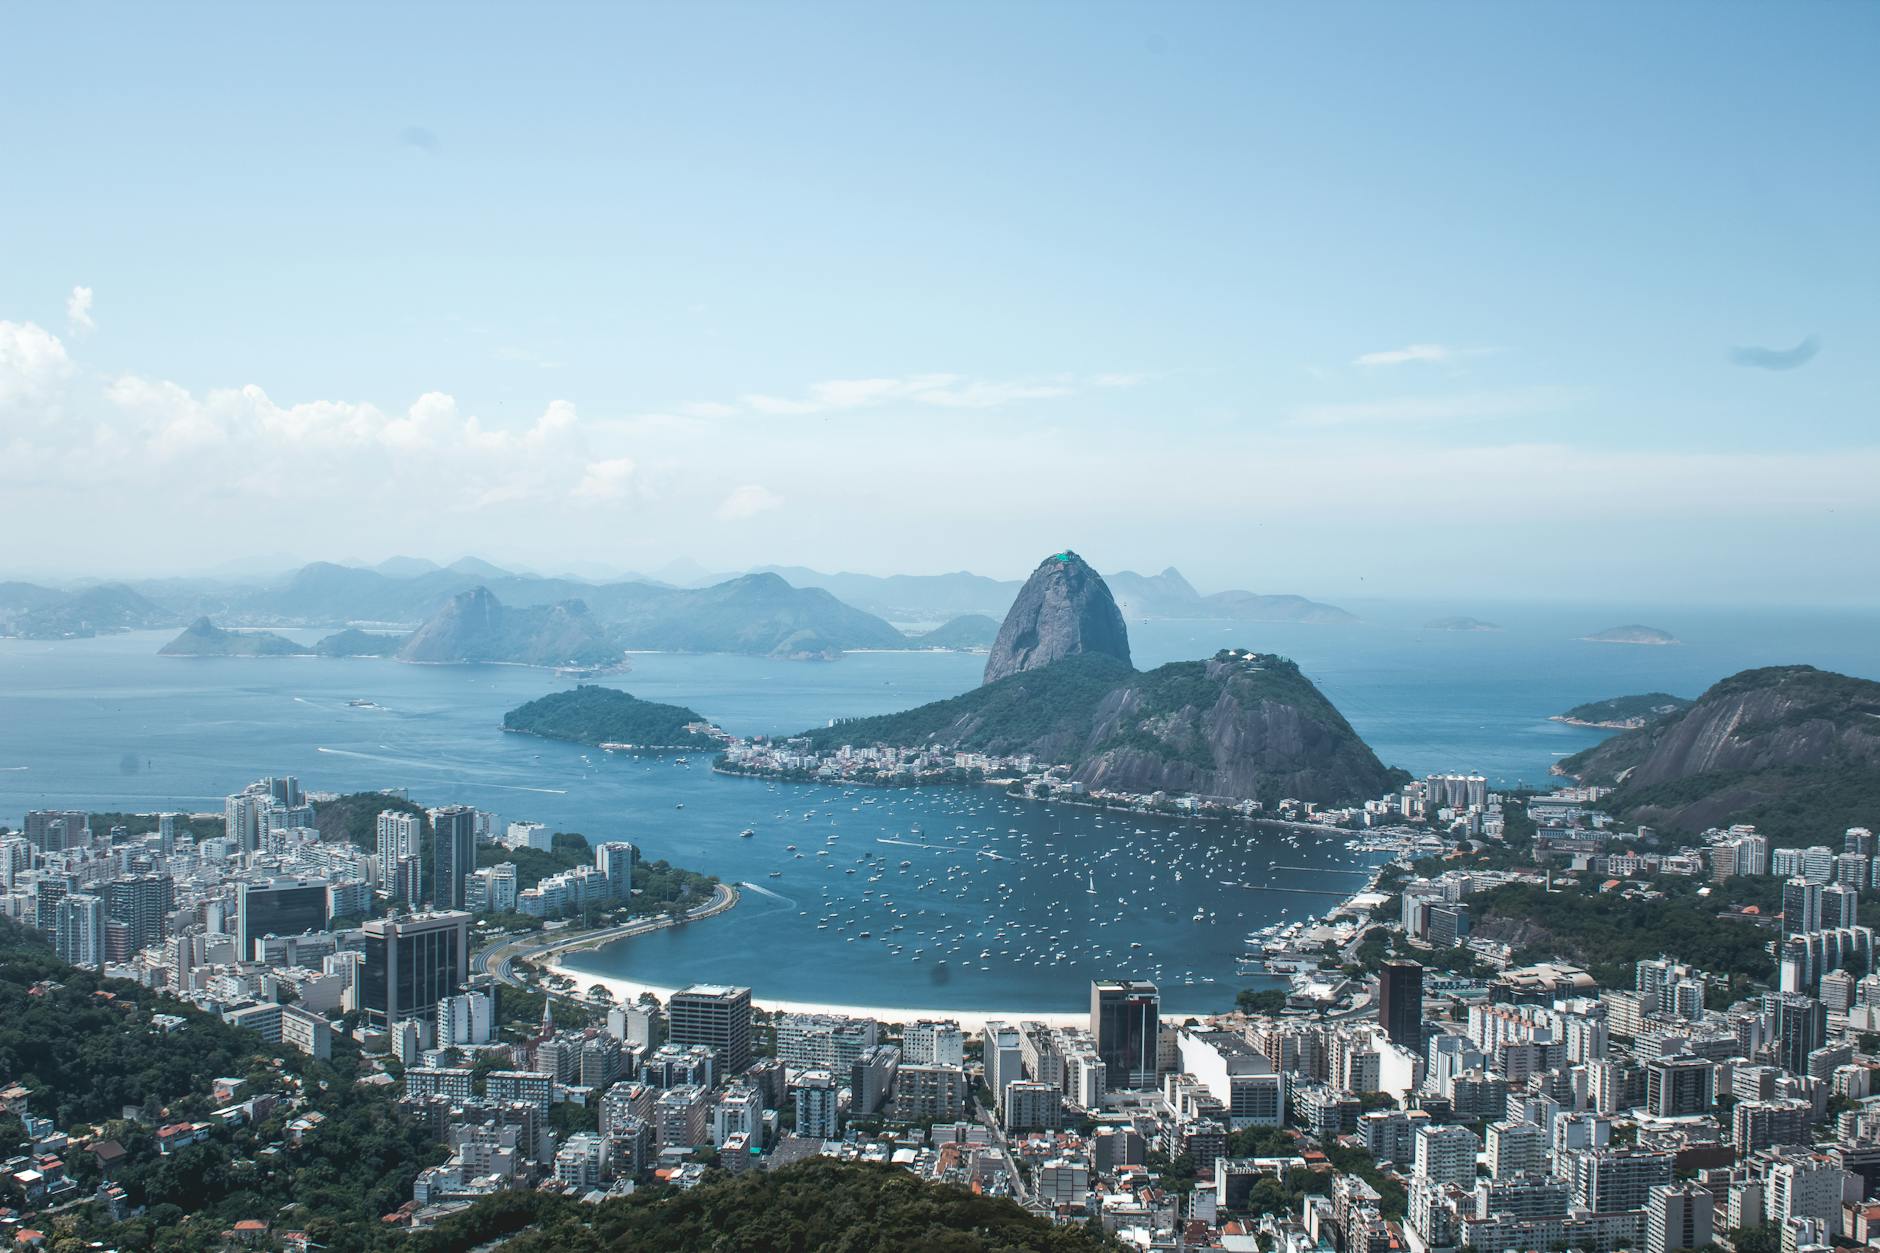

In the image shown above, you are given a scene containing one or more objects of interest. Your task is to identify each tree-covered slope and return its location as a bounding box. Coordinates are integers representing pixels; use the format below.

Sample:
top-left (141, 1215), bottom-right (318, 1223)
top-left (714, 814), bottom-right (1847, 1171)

top-left (1559, 665), bottom-right (1880, 836)
top-left (504, 685), bottom-right (719, 749)
top-left (158, 617), bottom-right (310, 656)
top-left (804, 650), bottom-right (1402, 806)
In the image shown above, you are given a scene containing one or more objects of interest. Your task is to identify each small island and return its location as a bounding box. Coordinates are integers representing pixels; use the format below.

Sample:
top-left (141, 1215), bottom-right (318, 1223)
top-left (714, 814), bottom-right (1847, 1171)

top-left (1552, 691), bottom-right (1694, 729)
top-left (503, 685), bottom-right (723, 750)
top-left (908, 613), bottom-right (1000, 651)
top-left (1422, 616), bottom-right (1501, 633)
top-left (159, 617), bottom-right (310, 657)
top-left (1580, 624), bottom-right (1680, 646)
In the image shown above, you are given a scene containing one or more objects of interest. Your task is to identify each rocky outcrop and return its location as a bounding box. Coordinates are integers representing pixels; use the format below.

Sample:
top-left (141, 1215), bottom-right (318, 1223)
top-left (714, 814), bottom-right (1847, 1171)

top-left (983, 552), bottom-right (1131, 684)
top-left (1559, 665), bottom-right (1880, 836)
top-left (396, 588), bottom-right (621, 668)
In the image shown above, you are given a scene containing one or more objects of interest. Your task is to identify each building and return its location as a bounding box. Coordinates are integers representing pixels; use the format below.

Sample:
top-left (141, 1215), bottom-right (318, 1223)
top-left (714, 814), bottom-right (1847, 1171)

top-left (595, 841), bottom-right (636, 897)
top-left (1646, 1182), bottom-right (1714, 1253)
top-left (103, 874), bottom-right (173, 953)
top-left (791, 1069), bottom-right (839, 1139)
top-left (1566, 1147), bottom-right (1674, 1214)
top-left (1091, 979), bottom-right (1159, 1090)
top-left (902, 1020), bottom-right (965, 1066)
top-left (236, 877), bottom-right (330, 960)
top-left (654, 1083), bottom-right (710, 1149)
top-left (1645, 1056), bottom-right (1715, 1117)
top-left (429, 805), bottom-right (478, 911)
top-left (54, 893), bottom-right (105, 967)
top-left (668, 984), bottom-right (753, 1075)
top-left (890, 1064), bottom-right (966, 1122)
top-left (1003, 1080), bottom-right (1064, 1132)
top-left (1380, 960), bottom-right (1425, 1052)
top-left (375, 811), bottom-right (423, 900)
top-left (359, 911), bottom-right (471, 1026)
top-left (984, 1021), bottom-right (1025, 1113)
top-left (850, 1044), bottom-right (899, 1117)
top-left (1177, 1029), bottom-right (1283, 1128)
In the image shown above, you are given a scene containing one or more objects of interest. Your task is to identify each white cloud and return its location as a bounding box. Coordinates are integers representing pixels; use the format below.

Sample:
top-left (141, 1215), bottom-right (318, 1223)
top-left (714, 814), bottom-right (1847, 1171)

top-left (1291, 387), bottom-right (1567, 428)
top-left (1352, 343), bottom-right (1496, 368)
top-left (66, 286), bottom-right (95, 335)
top-left (0, 320), bottom-right (73, 408)
top-left (574, 456), bottom-right (637, 502)
top-left (715, 484), bottom-right (783, 521)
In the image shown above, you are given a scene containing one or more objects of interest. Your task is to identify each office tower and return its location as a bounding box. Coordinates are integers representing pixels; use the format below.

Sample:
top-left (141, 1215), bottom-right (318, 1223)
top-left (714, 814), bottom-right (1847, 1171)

top-left (236, 876), bottom-right (330, 960)
top-left (359, 911), bottom-right (471, 1026)
top-left (668, 984), bottom-right (753, 1075)
top-left (375, 810), bottom-right (423, 900)
top-left (596, 841), bottom-right (636, 898)
top-left (430, 805), bottom-right (477, 910)
top-left (55, 893), bottom-right (105, 967)
top-left (1380, 960), bottom-right (1425, 1051)
top-left (104, 874), bottom-right (174, 952)
top-left (1091, 979), bottom-right (1160, 1090)
top-left (1774, 993), bottom-right (1825, 1074)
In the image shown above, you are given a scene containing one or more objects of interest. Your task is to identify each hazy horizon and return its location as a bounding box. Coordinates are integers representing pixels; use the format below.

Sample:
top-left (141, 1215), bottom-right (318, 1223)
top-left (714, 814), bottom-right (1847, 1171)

top-left (4, 3), bottom-right (1876, 603)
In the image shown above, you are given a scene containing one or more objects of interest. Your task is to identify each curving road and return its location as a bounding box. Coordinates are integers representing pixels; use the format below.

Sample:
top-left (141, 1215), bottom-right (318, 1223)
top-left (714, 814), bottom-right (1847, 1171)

top-left (474, 881), bottom-right (740, 999)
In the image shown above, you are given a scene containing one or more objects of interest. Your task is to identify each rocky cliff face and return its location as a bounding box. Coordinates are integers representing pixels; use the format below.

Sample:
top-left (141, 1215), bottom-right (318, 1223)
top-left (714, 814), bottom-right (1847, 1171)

top-left (397, 588), bottom-right (620, 667)
top-left (983, 552), bottom-right (1131, 684)
top-left (1560, 665), bottom-right (1880, 835)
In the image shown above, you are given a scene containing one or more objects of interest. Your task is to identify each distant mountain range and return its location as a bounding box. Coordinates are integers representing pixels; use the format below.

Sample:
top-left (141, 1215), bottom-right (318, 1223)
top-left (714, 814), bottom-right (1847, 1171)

top-left (2, 556), bottom-right (1353, 660)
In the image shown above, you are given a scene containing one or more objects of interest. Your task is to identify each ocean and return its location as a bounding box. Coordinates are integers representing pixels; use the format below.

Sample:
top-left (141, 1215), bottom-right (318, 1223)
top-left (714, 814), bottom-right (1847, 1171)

top-left (2, 601), bottom-right (1876, 1014)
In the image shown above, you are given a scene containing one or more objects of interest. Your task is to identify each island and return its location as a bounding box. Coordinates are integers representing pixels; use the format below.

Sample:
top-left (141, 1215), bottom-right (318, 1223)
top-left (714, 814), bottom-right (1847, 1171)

top-left (1579, 624), bottom-right (1680, 646)
top-left (503, 685), bottom-right (723, 750)
top-left (1423, 616), bottom-right (1501, 632)
top-left (158, 617), bottom-right (310, 657)
top-left (312, 627), bottom-right (408, 657)
top-left (1551, 692), bottom-right (1693, 729)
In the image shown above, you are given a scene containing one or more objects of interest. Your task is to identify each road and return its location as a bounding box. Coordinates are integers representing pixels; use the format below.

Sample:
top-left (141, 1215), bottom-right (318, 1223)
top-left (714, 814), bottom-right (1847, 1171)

top-left (473, 881), bottom-right (740, 996)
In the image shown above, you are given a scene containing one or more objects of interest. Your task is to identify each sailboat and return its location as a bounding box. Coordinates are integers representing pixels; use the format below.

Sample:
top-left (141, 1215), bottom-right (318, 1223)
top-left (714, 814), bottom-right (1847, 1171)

top-left (1086, 871), bottom-right (1098, 895)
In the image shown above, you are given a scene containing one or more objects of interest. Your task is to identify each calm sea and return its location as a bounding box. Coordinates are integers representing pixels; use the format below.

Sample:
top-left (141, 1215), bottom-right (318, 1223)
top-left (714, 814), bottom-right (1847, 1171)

top-left (2, 601), bottom-right (1875, 1013)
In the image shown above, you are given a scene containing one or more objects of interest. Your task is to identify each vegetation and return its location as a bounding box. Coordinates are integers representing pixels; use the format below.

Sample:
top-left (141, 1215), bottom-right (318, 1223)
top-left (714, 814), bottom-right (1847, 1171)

top-left (313, 627), bottom-right (406, 657)
top-left (157, 617), bottom-right (309, 657)
top-left (315, 790), bottom-right (428, 852)
top-left (1556, 692), bottom-right (1692, 726)
top-left (503, 685), bottom-right (718, 749)
top-left (412, 1158), bottom-right (1116, 1253)
top-left (910, 613), bottom-right (1001, 650)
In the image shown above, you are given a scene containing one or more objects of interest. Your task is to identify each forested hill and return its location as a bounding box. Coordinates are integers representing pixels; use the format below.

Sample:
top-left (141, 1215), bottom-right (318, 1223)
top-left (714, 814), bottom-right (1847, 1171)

top-left (503, 686), bottom-right (719, 749)
top-left (804, 650), bottom-right (1403, 807)
top-left (1558, 664), bottom-right (1880, 838)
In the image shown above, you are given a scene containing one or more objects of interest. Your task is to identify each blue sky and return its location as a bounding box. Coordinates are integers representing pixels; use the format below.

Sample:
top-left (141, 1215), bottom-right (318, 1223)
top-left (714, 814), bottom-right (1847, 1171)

top-left (2, 2), bottom-right (1875, 601)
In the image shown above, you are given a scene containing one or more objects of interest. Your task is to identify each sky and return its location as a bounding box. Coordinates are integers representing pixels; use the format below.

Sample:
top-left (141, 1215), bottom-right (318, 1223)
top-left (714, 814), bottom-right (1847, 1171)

top-left (2, 2), bottom-right (1876, 603)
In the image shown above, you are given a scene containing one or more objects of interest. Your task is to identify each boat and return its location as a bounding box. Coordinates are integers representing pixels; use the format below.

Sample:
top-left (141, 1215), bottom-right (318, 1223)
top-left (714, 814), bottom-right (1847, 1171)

top-left (740, 828), bottom-right (755, 838)
top-left (1086, 872), bottom-right (1098, 895)
top-left (768, 871), bottom-right (782, 878)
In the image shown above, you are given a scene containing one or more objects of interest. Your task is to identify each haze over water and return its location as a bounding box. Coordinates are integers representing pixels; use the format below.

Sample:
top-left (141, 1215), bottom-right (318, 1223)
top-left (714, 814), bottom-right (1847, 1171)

top-left (3, 603), bottom-right (1877, 1013)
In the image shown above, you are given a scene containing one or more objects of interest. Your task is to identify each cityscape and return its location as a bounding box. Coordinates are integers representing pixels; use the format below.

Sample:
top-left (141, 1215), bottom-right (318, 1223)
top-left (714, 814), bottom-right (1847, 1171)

top-left (3, 1), bottom-right (1875, 1249)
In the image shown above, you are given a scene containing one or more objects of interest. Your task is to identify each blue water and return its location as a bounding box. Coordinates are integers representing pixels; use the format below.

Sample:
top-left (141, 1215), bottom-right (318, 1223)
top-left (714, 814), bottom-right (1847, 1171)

top-left (2, 602), bottom-right (1876, 1014)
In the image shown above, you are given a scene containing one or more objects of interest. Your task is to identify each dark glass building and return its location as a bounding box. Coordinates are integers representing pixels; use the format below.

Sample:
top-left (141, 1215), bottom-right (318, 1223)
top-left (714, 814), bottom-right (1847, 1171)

top-left (1379, 959), bottom-right (1425, 1052)
top-left (236, 877), bottom-right (330, 960)
top-left (360, 911), bottom-right (471, 1026)
top-left (1090, 979), bottom-right (1160, 1090)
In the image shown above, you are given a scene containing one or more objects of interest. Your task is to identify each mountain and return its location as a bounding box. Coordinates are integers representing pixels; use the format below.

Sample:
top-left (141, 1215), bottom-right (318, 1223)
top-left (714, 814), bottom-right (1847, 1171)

top-left (1553, 692), bottom-right (1693, 729)
top-left (910, 613), bottom-right (1002, 650)
top-left (805, 650), bottom-right (1401, 806)
top-left (158, 618), bottom-right (310, 657)
top-left (602, 572), bottom-right (906, 659)
top-left (1581, 624), bottom-right (1680, 646)
top-left (1557, 665), bottom-right (1880, 837)
top-left (1108, 567), bottom-right (1355, 625)
top-left (371, 555), bottom-right (441, 577)
top-left (0, 582), bottom-right (176, 639)
top-left (1424, 616), bottom-right (1501, 632)
top-left (983, 551), bottom-right (1132, 684)
top-left (397, 589), bottom-right (621, 668)
top-left (312, 627), bottom-right (407, 657)
top-left (503, 686), bottom-right (719, 749)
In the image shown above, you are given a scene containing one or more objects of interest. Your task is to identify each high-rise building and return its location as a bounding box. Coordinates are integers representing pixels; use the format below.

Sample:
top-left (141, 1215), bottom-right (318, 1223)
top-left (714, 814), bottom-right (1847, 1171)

top-left (24, 810), bottom-right (90, 854)
top-left (224, 792), bottom-right (266, 854)
top-left (1380, 960), bottom-right (1425, 1051)
top-left (1783, 878), bottom-right (1824, 937)
top-left (1823, 883), bottom-right (1860, 930)
top-left (596, 841), bottom-right (636, 898)
top-left (104, 874), bottom-right (174, 953)
top-left (359, 911), bottom-right (471, 1026)
top-left (375, 811), bottom-right (423, 900)
top-left (1645, 1182), bottom-right (1714, 1253)
top-left (1091, 979), bottom-right (1159, 1090)
top-left (429, 806), bottom-right (478, 910)
top-left (668, 984), bottom-right (753, 1075)
top-left (236, 876), bottom-right (330, 960)
top-left (55, 893), bottom-right (106, 967)
top-left (790, 1069), bottom-right (840, 1139)
top-left (984, 1021), bottom-right (1025, 1112)
top-left (902, 1020), bottom-right (965, 1066)
top-left (1773, 992), bottom-right (1825, 1074)
top-left (1413, 1123), bottom-right (1480, 1189)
